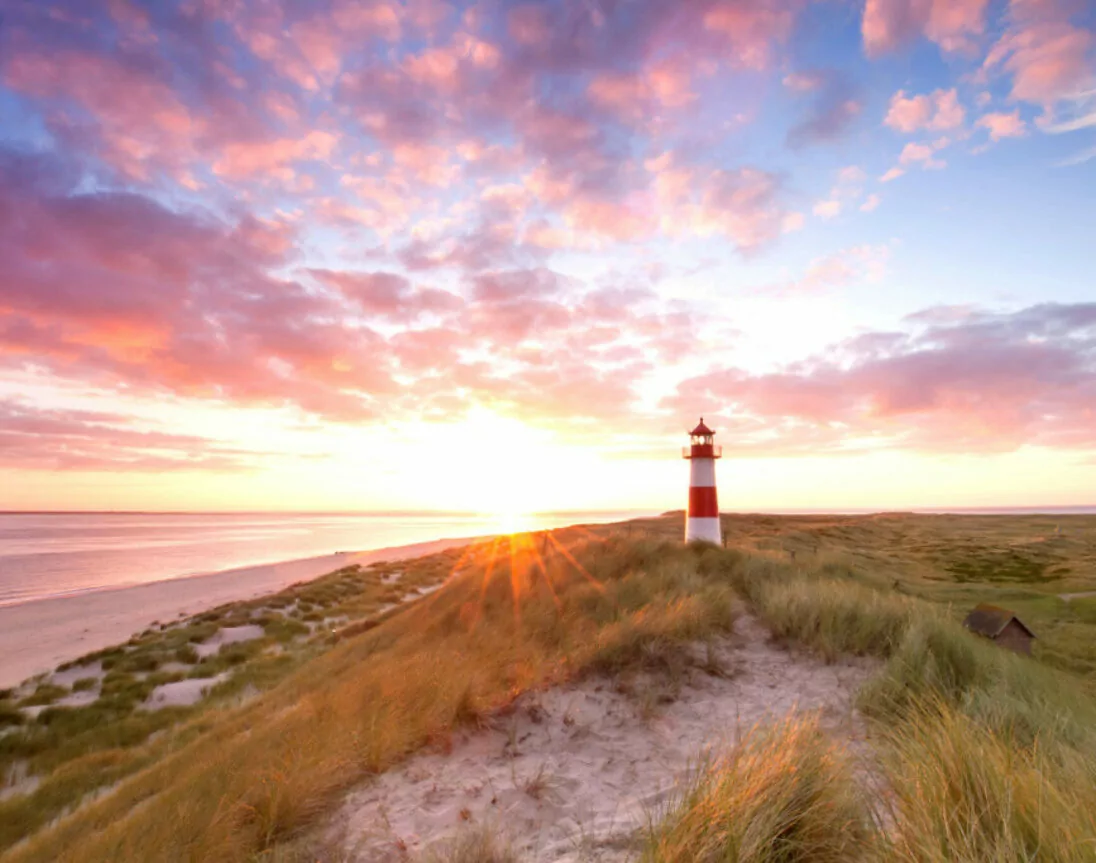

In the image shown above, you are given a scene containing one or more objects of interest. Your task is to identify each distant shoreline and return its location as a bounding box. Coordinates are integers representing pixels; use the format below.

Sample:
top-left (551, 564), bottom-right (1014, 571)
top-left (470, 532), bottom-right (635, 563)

top-left (0, 534), bottom-right (491, 690)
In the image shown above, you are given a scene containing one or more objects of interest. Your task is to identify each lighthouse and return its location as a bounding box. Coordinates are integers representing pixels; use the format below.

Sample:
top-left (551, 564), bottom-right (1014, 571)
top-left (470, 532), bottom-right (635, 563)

top-left (683, 418), bottom-right (722, 544)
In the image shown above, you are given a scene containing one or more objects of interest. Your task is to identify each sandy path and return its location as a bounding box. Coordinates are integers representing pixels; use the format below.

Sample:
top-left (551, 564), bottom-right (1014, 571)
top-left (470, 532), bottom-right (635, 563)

top-left (329, 616), bottom-right (877, 862)
top-left (0, 536), bottom-right (487, 689)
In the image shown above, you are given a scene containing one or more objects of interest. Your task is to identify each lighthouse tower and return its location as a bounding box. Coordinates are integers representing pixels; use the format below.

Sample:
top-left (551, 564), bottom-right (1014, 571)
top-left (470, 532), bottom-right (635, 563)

top-left (683, 418), bottom-right (722, 544)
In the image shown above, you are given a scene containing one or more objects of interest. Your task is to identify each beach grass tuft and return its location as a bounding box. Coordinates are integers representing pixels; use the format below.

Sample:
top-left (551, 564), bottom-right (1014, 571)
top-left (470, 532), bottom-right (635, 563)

top-left (642, 714), bottom-right (877, 863)
top-left (879, 701), bottom-right (1096, 862)
top-left (423, 825), bottom-right (520, 863)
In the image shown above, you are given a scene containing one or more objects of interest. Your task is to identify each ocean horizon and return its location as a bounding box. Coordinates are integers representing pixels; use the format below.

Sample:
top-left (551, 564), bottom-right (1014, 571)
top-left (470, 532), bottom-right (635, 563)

top-left (2, 506), bottom-right (1093, 609)
top-left (0, 510), bottom-right (654, 609)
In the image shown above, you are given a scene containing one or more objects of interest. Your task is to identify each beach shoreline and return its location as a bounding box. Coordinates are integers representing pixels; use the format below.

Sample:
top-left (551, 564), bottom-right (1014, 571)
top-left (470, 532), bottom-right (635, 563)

top-left (0, 534), bottom-right (490, 690)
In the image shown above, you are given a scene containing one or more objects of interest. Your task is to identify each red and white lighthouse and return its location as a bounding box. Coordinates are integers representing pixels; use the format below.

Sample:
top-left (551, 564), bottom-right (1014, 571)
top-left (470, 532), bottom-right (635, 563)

top-left (683, 418), bottom-right (722, 544)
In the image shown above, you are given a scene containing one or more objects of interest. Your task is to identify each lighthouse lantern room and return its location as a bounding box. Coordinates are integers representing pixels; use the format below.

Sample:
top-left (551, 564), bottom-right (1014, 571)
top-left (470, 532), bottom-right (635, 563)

top-left (683, 418), bottom-right (722, 544)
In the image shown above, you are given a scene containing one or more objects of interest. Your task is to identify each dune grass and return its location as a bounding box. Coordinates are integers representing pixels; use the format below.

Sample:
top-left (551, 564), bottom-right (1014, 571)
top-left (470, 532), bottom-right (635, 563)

top-left (5, 534), bottom-right (740, 862)
top-left (689, 541), bottom-right (1096, 863)
top-left (0, 552), bottom-right (471, 855)
top-left (642, 713), bottom-right (877, 863)
top-left (422, 826), bottom-right (520, 863)
top-left (6, 515), bottom-right (1096, 861)
top-left (880, 703), bottom-right (1096, 862)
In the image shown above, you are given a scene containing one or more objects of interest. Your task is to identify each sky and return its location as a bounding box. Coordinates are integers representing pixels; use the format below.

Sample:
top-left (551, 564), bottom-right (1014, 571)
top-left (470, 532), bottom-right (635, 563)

top-left (0, 0), bottom-right (1094, 515)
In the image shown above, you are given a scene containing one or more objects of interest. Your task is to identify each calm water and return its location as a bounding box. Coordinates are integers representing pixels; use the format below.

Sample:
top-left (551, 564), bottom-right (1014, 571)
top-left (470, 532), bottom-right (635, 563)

top-left (0, 511), bottom-right (649, 608)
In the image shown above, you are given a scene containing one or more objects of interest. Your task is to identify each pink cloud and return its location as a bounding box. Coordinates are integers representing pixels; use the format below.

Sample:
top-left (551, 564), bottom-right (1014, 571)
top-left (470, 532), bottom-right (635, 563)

top-left (587, 62), bottom-right (696, 122)
top-left (507, 5), bottom-right (551, 46)
top-left (786, 72), bottom-right (863, 147)
top-left (760, 245), bottom-right (889, 295)
top-left (701, 2), bottom-right (796, 70)
top-left (782, 71), bottom-right (825, 92)
top-left (978, 110), bottom-right (1029, 139)
top-left (885, 88), bottom-right (966, 132)
top-left (308, 269), bottom-right (462, 321)
top-left (863, 0), bottom-right (989, 56)
top-left (0, 151), bottom-right (393, 421)
top-left (212, 130), bottom-right (338, 179)
top-left (668, 302), bottom-right (1096, 454)
top-left (897, 138), bottom-right (947, 169)
top-left (984, 0), bottom-right (1095, 107)
top-left (0, 401), bottom-right (272, 472)
top-left (2, 49), bottom-right (205, 181)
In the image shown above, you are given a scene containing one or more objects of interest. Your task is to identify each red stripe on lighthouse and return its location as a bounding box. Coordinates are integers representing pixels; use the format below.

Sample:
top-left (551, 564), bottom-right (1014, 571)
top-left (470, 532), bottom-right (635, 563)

top-left (688, 486), bottom-right (719, 517)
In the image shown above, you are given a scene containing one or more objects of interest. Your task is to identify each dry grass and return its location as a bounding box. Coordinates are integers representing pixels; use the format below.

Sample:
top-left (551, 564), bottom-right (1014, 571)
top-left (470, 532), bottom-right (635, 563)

top-left (8, 512), bottom-right (1096, 861)
top-left (642, 713), bottom-right (878, 863)
top-left (6, 535), bottom-right (739, 862)
top-left (880, 703), bottom-right (1096, 862)
top-left (422, 825), bottom-right (520, 863)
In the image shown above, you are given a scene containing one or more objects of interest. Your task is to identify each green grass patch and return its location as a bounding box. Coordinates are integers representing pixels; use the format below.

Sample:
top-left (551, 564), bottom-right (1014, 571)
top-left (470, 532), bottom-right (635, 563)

top-left (18, 684), bottom-right (68, 708)
top-left (0, 701), bottom-right (25, 727)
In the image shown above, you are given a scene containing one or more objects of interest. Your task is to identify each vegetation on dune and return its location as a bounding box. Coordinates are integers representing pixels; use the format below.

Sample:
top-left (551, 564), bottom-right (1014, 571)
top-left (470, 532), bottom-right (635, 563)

top-left (643, 714), bottom-right (877, 863)
top-left (0, 551), bottom-right (465, 855)
top-left (422, 826), bottom-right (520, 863)
top-left (3, 534), bottom-right (741, 862)
top-left (5, 513), bottom-right (1096, 861)
top-left (881, 703), bottom-right (1096, 862)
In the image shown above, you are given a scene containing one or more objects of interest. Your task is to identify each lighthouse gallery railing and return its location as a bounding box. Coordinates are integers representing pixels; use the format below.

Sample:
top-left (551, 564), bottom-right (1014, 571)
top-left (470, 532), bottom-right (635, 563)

top-left (682, 444), bottom-right (722, 459)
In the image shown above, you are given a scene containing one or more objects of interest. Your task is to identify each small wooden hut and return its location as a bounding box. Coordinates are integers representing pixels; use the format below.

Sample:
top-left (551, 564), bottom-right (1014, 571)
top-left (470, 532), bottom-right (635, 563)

top-left (962, 603), bottom-right (1036, 655)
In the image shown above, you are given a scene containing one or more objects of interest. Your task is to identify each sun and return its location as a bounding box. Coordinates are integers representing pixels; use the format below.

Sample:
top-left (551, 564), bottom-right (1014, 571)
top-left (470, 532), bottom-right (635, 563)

top-left (490, 509), bottom-right (537, 535)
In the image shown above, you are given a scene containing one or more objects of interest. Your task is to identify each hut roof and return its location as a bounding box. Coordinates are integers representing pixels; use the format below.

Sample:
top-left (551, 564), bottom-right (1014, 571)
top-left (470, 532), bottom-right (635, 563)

top-left (962, 603), bottom-right (1036, 639)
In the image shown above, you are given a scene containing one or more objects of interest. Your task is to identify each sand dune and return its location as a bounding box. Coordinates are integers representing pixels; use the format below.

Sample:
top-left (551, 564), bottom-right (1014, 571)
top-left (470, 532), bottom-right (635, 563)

top-left (0, 535), bottom-right (487, 689)
top-left (328, 615), bottom-right (877, 861)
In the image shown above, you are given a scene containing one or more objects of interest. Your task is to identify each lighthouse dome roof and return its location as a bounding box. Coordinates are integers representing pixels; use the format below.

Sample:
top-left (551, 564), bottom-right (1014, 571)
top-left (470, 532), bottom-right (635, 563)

top-left (689, 418), bottom-right (715, 436)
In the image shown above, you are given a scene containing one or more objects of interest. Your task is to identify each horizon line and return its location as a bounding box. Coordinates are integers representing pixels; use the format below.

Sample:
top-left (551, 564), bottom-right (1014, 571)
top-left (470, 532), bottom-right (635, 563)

top-left (1, 505), bottom-right (1094, 517)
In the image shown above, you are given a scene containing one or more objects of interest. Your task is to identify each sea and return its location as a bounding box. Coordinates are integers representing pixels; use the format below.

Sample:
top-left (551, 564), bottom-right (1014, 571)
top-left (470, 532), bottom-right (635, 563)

top-left (2, 507), bottom-right (1093, 609)
top-left (0, 511), bottom-right (653, 609)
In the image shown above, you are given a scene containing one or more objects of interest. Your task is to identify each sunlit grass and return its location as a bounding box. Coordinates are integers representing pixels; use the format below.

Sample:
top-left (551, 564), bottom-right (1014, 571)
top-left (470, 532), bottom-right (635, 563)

top-left (6, 513), bottom-right (1096, 861)
top-left (642, 714), bottom-right (878, 863)
top-left (5, 534), bottom-right (740, 862)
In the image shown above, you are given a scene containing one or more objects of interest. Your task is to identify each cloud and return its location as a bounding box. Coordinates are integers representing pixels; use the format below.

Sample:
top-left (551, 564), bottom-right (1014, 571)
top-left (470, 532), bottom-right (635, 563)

top-left (0, 400), bottom-right (267, 471)
top-left (759, 245), bottom-right (890, 295)
top-left (977, 110), bottom-right (1028, 140)
top-left (984, 0), bottom-right (1095, 108)
top-left (783, 70), bottom-right (826, 92)
top-left (860, 193), bottom-right (882, 211)
top-left (895, 138), bottom-right (948, 169)
top-left (307, 269), bottom-right (462, 321)
top-left (786, 72), bottom-right (863, 148)
top-left (212, 130), bottom-right (338, 179)
top-left (863, 0), bottom-right (990, 56)
top-left (885, 88), bottom-right (966, 132)
top-left (668, 302), bottom-right (1096, 454)
top-left (0, 149), bottom-right (391, 421)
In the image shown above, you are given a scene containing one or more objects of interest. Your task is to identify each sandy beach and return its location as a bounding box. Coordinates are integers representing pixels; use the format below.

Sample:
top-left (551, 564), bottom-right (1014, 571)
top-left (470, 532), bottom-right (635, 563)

top-left (0, 535), bottom-right (486, 690)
